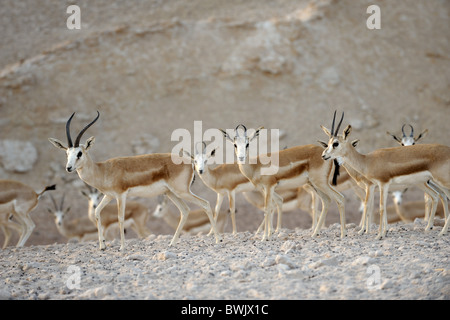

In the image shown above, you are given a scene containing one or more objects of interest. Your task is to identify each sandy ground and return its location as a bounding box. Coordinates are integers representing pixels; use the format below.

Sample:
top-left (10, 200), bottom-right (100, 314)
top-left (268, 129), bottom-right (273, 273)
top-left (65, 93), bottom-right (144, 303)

top-left (0, 218), bottom-right (448, 300)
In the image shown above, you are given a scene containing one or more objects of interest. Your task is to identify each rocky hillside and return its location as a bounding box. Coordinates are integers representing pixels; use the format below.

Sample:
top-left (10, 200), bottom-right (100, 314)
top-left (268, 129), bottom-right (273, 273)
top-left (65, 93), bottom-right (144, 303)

top-left (0, 0), bottom-right (449, 246)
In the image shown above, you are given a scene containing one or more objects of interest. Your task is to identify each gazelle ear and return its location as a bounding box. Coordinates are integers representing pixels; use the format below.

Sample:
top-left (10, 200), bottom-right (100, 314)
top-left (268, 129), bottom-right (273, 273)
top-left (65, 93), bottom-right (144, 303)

top-left (415, 129), bottom-right (428, 142)
top-left (249, 126), bottom-right (264, 142)
top-left (85, 136), bottom-right (95, 150)
top-left (386, 131), bottom-right (401, 144)
top-left (219, 129), bottom-right (234, 143)
top-left (183, 150), bottom-right (194, 160)
top-left (209, 147), bottom-right (219, 158)
top-left (343, 125), bottom-right (352, 140)
top-left (48, 138), bottom-right (67, 150)
top-left (351, 139), bottom-right (360, 148)
top-left (317, 140), bottom-right (328, 148)
top-left (320, 125), bottom-right (332, 138)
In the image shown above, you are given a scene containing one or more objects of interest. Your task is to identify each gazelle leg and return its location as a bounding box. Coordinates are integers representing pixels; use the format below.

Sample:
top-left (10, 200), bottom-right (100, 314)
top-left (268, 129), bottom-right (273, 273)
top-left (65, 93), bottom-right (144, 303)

top-left (261, 186), bottom-right (273, 241)
top-left (424, 193), bottom-right (431, 222)
top-left (117, 193), bottom-right (127, 251)
top-left (376, 184), bottom-right (389, 240)
top-left (359, 184), bottom-right (375, 235)
top-left (179, 191), bottom-right (221, 244)
top-left (166, 192), bottom-right (190, 246)
top-left (420, 182), bottom-right (439, 231)
top-left (228, 190), bottom-right (237, 235)
top-left (273, 191), bottom-right (283, 233)
top-left (311, 188), bottom-right (331, 237)
top-left (208, 193), bottom-right (224, 236)
top-left (14, 210), bottom-right (35, 247)
top-left (95, 194), bottom-right (113, 250)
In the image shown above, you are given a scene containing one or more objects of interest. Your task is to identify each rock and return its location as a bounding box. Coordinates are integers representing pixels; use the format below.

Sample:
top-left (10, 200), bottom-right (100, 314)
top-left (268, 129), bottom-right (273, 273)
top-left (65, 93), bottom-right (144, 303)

top-left (79, 285), bottom-right (115, 299)
top-left (153, 251), bottom-right (176, 261)
top-left (351, 256), bottom-right (375, 266)
top-left (280, 240), bottom-right (301, 253)
top-left (0, 140), bottom-right (38, 173)
top-left (275, 254), bottom-right (295, 269)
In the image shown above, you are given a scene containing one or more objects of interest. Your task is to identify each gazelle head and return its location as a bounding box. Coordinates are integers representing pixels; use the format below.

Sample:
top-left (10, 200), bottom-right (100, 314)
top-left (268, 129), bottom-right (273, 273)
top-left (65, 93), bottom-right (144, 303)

top-left (184, 142), bottom-right (217, 175)
top-left (48, 194), bottom-right (70, 227)
top-left (81, 184), bottom-right (102, 210)
top-left (220, 125), bottom-right (262, 163)
top-left (48, 111), bottom-right (100, 173)
top-left (153, 195), bottom-right (169, 218)
top-left (321, 111), bottom-right (356, 162)
top-left (386, 124), bottom-right (428, 147)
top-left (392, 189), bottom-right (408, 206)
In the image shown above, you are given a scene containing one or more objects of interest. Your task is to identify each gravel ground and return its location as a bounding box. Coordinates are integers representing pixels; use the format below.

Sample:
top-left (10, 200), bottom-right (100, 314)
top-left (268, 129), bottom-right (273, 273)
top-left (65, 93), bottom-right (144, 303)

top-left (0, 218), bottom-right (448, 301)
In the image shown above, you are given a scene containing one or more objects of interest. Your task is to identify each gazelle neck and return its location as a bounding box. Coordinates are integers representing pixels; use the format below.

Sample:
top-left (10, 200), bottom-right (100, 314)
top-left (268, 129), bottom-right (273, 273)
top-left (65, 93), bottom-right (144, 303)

top-left (340, 143), bottom-right (368, 178)
top-left (76, 154), bottom-right (101, 190)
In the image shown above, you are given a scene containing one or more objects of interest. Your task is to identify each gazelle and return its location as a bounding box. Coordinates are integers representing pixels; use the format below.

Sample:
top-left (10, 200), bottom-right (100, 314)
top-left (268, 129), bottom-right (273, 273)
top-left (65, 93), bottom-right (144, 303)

top-left (386, 124), bottom-right (428, 147)
top-left (153, 195), bottom-right (228, 235)
top-left (48, 194), bottom-right (98, 242)
top-left (387, 125), bottom-right (448, 222)
top-left (49, 111), bottom-right (220, 250)
top-left (220, 125), bottom-right (346, 240)
top-left (184, 142), bottom-right (256, 234)
top-left (0, 180), bottom-right (55, 247)
top-left (81, 186), bottom-right (152, 239)
top-left (321, 111), bottom-right (450, 239)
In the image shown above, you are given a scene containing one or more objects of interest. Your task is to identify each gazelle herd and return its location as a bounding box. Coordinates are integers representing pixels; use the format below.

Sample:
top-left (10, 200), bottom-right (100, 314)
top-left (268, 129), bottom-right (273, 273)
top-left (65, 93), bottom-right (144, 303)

top-left (1, 110), bottom-right (449, 250)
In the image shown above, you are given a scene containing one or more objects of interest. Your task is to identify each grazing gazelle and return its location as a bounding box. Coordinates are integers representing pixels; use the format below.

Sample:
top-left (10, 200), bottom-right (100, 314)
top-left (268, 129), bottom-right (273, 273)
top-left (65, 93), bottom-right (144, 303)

top-left (220, 125), bottom-right (346, 240)
top-left (49, 111), bottom-right (220, 250)
top-left (0, 180), bottom-right (55, 247)
top-left (81, 186), bottom-right (152, 239)
top-left (321, 111), bottom-right (450, 239)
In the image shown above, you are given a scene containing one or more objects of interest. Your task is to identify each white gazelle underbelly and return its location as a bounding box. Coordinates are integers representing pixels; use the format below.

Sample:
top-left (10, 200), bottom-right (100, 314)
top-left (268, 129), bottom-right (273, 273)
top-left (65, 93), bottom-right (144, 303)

top-left (389, 171), bottom-right (432, 186)
top-left (127, 181), bottom-right (167, 198)
top-left (276, 172), bottom-right (308, 190)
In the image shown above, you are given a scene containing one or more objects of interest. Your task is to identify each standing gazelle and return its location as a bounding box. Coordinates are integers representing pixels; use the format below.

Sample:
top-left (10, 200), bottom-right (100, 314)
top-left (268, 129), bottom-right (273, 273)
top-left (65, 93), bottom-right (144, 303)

top-left (221, 125), bottom-right (346, 240)
top-left (321, 111), bottom-right (450, 239)
top-left (387, 125), bottom-right (448, 223)
top-left (49, 111), bottom-right (220, 250)
top-left (184, 141), bottom-right (255, 234)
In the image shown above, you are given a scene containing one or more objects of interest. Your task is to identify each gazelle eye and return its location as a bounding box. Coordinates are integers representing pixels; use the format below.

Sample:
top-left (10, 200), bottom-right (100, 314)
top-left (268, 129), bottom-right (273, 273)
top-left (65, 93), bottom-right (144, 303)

top-left (246, 143), bottom-right (249, 149)
top-left (77, 151), bottom-right (82, 158)
top-left (332, 142), bottom-right (339, 148)
top-left (234, 144), bottom-right (237, 149)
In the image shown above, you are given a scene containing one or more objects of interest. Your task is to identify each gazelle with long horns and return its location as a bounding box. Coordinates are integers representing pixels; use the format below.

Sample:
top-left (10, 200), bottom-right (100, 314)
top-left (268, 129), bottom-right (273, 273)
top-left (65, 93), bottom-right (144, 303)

top-left (49, 111), bottom-right (221, 250)
top-left (321, 111), bottom-right (450, 239)
top-left (220, 124), bottom-right (346, 240)
top-left (0, 180), bottom-right (55, 247)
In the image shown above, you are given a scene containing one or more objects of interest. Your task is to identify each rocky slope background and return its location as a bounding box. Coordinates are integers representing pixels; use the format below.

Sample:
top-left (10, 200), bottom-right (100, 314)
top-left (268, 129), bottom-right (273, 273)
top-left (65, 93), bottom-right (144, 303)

top-left (0, 0), bottom-right (449, 246)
